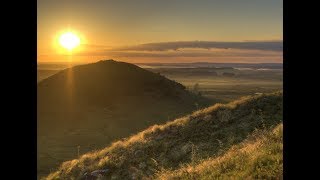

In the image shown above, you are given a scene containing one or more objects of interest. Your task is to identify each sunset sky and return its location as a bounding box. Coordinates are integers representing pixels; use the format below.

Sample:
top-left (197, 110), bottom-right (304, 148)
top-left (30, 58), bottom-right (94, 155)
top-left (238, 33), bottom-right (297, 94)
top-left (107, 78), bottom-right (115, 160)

top-left (37, 0), bottom-right (283, 63)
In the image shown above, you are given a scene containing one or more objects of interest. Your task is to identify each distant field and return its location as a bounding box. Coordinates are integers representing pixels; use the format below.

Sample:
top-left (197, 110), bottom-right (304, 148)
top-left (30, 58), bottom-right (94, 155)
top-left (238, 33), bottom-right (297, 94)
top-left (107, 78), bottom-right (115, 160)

top-left (38, 63), bottom-right (282, 103)
top-left (149, 68), bottom-right (282, 103)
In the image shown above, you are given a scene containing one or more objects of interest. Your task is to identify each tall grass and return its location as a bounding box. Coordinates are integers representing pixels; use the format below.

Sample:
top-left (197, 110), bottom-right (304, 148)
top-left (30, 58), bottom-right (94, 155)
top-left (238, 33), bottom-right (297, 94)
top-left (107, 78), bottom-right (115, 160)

top-left (156, 123), bottom-right (283, 179)
top-left (45, 92), bottom-right (282, 180)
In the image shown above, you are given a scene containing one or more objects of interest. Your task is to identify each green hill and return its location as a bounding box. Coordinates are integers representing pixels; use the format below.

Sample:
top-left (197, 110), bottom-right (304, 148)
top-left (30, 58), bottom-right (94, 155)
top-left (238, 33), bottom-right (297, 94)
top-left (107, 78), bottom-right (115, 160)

top-left (38, 60), bottom-right (211, 178)
top-left (45, 92), bottom-right (282, 180)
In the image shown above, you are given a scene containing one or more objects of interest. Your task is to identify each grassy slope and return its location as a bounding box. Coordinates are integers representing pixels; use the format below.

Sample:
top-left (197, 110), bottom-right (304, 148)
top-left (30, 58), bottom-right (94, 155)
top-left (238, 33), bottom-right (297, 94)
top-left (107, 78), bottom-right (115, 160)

top-left (38, 60), bottom-right (211, 177)
top-left (45, 92), bottom-right (282, 180)
top-left (157, 123), bottom-right (283, 179)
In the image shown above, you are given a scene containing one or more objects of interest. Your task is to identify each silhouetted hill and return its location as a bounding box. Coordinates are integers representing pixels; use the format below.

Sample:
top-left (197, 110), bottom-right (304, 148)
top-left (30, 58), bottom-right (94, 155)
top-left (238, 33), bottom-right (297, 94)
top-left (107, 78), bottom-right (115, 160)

top-left (38, 60), bottom-right (209, 128)
top-left (38, 60), bottom-right (211, 178)
top-left (39, 60), bottom-right (188, 106)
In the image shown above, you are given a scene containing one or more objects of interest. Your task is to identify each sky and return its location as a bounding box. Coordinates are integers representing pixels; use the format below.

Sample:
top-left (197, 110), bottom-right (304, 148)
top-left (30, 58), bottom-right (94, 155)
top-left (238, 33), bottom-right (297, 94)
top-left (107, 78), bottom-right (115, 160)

top-left (37, 0), bottom-right (283, 63)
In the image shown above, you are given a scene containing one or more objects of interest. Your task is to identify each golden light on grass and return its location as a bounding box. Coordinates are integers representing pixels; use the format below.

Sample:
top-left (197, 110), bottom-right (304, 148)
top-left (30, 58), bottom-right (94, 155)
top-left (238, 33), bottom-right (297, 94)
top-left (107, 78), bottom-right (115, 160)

top-left (59, 32), bottom-right (80, 50)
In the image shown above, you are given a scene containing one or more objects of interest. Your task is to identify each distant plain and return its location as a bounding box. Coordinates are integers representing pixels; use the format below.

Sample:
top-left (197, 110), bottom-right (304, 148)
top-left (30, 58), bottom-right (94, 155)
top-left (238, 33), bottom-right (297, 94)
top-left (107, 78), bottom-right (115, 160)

top-left (38, 62), bottom-right (282, 103)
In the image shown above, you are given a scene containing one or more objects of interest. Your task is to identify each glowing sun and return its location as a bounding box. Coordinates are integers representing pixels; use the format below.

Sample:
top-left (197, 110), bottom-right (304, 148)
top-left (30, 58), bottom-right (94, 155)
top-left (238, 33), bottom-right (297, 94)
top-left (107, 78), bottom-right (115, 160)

top-left (59, 32), bottom-right (80, 50)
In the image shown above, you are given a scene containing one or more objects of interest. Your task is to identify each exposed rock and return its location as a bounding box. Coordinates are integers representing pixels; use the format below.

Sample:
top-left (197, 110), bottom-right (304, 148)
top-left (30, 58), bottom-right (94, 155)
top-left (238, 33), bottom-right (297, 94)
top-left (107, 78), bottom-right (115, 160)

top-left (139, 162), bottom-right (147, 169)
top-left (134, 150), bottom-right (144, 157)
top-left (182, 144), bottom-right (193, 154)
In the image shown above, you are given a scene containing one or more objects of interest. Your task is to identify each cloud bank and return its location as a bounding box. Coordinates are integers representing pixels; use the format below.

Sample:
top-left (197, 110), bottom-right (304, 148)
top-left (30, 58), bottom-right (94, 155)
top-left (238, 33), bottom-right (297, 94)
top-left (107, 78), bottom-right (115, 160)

top-left (75, 40), bottom-right (282, 58)
top-left (112, 41), bottom-right (283, 52)
top-left (39, 41), bottom-right (283, 63)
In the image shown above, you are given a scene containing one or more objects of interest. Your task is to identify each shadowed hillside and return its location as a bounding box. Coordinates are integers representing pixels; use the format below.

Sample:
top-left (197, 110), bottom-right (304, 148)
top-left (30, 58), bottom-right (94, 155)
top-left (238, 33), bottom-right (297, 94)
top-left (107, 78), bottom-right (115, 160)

top-left (45, 92), bottom-right (282, 180)
top-left (39, 60), bottom-right (192, 107)
top-left (38, 60), bottom-right (211, 178)
top-left (38, 60), bottom-right (206, 126)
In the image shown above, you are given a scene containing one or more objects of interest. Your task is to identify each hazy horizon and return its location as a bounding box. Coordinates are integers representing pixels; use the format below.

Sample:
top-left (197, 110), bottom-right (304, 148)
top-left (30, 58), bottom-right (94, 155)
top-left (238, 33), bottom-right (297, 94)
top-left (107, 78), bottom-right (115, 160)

top-left (37, 60), bottom-right (284, 65)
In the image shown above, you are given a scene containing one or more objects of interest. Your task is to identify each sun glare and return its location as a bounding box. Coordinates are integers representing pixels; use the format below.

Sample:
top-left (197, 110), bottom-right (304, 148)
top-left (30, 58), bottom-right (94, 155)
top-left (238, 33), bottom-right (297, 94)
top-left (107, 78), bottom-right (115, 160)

top-left (59, 32), bottom-right (80, 50)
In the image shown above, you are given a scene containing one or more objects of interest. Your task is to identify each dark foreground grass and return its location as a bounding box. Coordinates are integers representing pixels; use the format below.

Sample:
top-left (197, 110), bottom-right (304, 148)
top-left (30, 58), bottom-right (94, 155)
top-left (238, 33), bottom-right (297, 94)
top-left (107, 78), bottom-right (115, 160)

top-left (156, 123), bottom-right (283, 179)
top-left (45, 92), bottom-right (282, 180)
